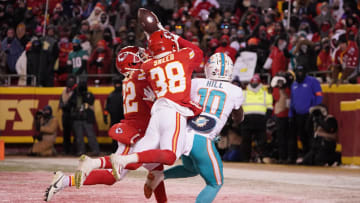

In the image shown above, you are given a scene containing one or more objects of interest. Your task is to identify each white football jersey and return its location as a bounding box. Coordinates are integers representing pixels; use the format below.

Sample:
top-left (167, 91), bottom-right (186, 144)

top-left (190, 78), bottom-right (244, 140)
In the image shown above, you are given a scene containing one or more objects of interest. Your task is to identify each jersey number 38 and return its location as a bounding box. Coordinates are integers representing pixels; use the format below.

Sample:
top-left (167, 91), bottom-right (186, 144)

top-left (150, 61), bottom-right (186, 97)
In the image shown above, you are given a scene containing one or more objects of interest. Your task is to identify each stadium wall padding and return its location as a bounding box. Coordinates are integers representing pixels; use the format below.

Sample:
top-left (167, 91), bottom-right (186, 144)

top-left (1, 85), bottom-right (360, 164)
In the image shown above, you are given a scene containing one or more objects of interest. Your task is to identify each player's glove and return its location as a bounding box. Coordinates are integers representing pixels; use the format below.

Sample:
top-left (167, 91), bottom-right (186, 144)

top-left (143, 86), bottom-right (156, 102)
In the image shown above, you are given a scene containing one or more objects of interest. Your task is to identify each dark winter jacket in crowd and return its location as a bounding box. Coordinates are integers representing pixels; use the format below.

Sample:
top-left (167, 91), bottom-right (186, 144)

top-left (1, 37), bottom-right (23, 73)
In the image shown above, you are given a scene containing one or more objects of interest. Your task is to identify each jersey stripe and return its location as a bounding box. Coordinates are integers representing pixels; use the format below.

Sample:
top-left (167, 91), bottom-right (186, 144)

top-left (207, 139), bottom-right (222, 185)
top-left (171, 112), bottom-right (181, 153)
top-left (122, 144), bottom-right (131, 155)
top-left (220, 53), bottom-right (225, 76)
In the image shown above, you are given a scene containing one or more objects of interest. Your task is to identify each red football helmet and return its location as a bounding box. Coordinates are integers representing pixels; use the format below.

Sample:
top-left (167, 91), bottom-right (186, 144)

top-left (116, 46), bottom-right (148, 74)
top-left (148, 30), bottom-right (179, 58)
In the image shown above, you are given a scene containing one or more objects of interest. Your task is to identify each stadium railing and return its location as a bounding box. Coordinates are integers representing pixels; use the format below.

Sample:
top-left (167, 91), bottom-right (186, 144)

top-left (0, 74), bottom-right (36, 86)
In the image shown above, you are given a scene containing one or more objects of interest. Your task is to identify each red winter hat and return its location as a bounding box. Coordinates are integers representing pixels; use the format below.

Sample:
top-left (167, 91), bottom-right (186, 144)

top-left (95, 3), bottom-right (105, 12)
top-left (250, 74), bottom-right (261, 83)
top-left (209, 38), bottom-right (219, 48)
top-left (78, 34), bottom-right (87, 41)
top-left (220, 35), bottom-right (230, 43)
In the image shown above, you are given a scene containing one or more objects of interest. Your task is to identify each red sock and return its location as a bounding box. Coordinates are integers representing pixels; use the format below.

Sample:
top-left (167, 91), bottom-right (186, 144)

top-left (137, 149), bottom-right (176, 165)
top-left (154, 181), bottom-right (167, 203)
top-left (99, 156), bottom-right (112, 169)
top-left (152, 165), bottom-right (167, 203)
top-left (83, 169), bottom-right (116, 185)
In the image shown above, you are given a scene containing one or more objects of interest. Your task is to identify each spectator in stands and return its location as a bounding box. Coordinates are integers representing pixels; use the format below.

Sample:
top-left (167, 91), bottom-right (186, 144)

top-left (67, 38), bottom-right (89, 78)
top-left (215, 35), bottom-right (237, 62)
top-left (39, 25), bottom-right (58, 87)
top-left (302, 104), bottom-right (340, 166)
top-left (54, 37), bottom-right (72, 86)
top-left (314, 3), bottom-right (336, 28)
top-left (331, 33), bottom-right (359, 86)
top-left (316, 37), bottom-right (332, 82)
top-left (104, 76), bottom-right (124, 152)
top-left (69, 81), bottom-right (99, 156)
top-left (263, 35), bottom-right (290, 77)
top-left (29, 105), bottom-right (58, 156)
top-left (1, 27), bottom-right (23, 74)
top-left (88, 39), bottom-right (112, 85)
top-left (289, 66), bottom-right (323, 164)
top-left (26, 39), bottom-right (42, 85)
top-left (15, 42), bottom-right (31, 86)
top-left (0, 42), bottom-right (7, 85)
top-left (59, 75), bottom-right (76, 155)
top-left (87, 3), bottom-right (105, 28)
top-left (240, 74), bottom-right (273, 162)
top-left (293, 37), bottom-right (317, 73)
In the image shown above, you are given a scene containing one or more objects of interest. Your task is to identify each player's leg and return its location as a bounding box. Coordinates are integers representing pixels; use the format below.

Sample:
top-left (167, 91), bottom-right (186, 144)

top-left (164, 155), bottom-right (199, 179)
top-left (190, 134), bottom-right (224, 203)
top-left (75, 142), bottom-right (136, 188)
top-left (110, 109), bottom-right (179, 180)
top-left (44, 169), bottom-right (118, 202)
top-left (143, 164), bottom-right (168, 203)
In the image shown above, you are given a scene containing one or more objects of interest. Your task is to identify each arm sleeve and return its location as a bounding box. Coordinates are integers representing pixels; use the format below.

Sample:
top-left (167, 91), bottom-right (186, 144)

top-left (178, 37), bottom-right (203, 71)
top-left (312, 78), bottom-right (323, 106)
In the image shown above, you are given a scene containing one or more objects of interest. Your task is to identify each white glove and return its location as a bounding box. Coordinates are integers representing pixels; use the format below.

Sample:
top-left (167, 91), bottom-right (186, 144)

top-left (143, 86), bottom-right (156, 102)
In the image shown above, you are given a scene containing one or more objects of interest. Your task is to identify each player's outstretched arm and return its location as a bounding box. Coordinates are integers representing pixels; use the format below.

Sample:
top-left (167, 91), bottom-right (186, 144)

top-left (177, 36), bottom-right (203, 70)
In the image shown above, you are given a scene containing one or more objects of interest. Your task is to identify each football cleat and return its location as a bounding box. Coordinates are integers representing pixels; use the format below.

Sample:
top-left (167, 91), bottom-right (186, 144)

top-left (110, 154), bottom-right (126, 181)
top-left (144, 170), bottom-right (164, 199)
top-left (44, 171), bottom-right (66, 202)
top-left (74, 154), bottom-right (96, 189)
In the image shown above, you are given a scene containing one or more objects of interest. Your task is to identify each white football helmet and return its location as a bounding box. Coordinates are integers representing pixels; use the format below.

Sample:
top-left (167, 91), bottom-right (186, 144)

top-left (205, 53), bottom-right (233, 81)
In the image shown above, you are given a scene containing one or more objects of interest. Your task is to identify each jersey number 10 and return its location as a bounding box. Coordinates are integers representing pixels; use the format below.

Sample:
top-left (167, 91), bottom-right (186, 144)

top-left (198, 88), bottom-right (226, 118)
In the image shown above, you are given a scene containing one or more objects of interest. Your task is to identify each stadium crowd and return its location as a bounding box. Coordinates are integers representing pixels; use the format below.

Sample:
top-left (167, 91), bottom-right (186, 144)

top-left (1, 0), bottom-right (358, 165)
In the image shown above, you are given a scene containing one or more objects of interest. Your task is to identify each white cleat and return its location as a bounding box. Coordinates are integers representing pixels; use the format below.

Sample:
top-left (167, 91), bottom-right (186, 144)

top-left (144, 170), bottom-right (164, 199)
top-left (44, 171), bottom-right (66, 202)
top-left (110, 154), bottom-right (126, 181)
top-left (75, 154), bottom-right (96, 189)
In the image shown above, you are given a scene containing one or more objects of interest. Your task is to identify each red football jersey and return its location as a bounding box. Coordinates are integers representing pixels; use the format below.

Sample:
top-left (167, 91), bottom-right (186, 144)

top-left (141, 48), bottom-right (197, 109)
top-left (334, 41), bottom-right (359, 69)
top-left (122, 70), bottom-right (152, 133)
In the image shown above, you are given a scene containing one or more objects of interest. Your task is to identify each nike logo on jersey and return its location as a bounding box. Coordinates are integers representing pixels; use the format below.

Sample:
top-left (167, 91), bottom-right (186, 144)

top-left (206, 80), bottom-right (223, 88)
top-left (153, 54), bottom-right (174, 66)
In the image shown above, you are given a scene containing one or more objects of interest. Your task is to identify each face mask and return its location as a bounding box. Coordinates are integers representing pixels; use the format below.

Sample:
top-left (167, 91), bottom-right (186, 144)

top-left (296, 72), bottom-right (305, 83)
top-left (300, 45), bottom-right (307, 53)
top-left (66, 79), bottom-right (75, 88)
top-left (97, 47), bottom-right (105, 53)
top-left (221, 42), bottom-right (227, 47)
top-left (321, 11), bottom-right (327, 16)
top-left (73, 45), bottom-right (81, 51)
top-left (104, 34), bottom-right (111, 41)
top-left (250, 83), bottom-right (259, 89)
top-left (114, 84), bottom-right (122, 91)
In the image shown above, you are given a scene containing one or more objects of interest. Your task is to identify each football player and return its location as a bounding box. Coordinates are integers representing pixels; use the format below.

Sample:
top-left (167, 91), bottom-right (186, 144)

top-left (145, 53), bottom-right (244, 203)
top-left (44, 46), bottom-right (167, 202)
top-left (109, 29), bottom-right (204, 181)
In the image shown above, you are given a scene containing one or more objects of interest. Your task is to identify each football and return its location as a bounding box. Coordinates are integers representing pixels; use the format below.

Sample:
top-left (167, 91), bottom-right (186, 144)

top-left (138, 8), bottom-right (161, 35)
